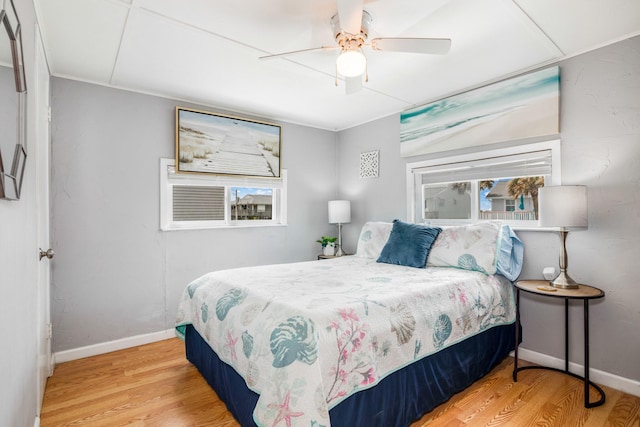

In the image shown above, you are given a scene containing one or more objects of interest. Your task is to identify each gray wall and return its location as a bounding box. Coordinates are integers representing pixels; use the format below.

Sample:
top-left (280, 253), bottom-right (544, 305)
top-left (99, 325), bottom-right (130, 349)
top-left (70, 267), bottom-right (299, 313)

top-left (336, 36), bottom-right (640, 382)
top-left (50, 79), bottom-right (338, 351)
top-left (48, 35), bottom-right (639, 385)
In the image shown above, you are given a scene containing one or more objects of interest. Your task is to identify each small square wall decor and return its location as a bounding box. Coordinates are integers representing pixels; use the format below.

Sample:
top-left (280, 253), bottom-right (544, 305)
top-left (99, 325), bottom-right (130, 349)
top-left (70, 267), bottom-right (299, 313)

top-left (360, 150), bottom-right (379, 178)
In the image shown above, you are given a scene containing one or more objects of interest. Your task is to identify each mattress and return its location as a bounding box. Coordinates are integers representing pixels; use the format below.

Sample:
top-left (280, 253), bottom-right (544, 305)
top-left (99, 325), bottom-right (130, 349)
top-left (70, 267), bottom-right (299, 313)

top-left (176, 256), bottom-right (516, 427)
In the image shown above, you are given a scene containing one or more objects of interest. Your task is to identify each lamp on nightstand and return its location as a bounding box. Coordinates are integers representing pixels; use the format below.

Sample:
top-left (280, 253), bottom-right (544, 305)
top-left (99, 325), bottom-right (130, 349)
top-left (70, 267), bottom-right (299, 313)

top-left (539, 185), bottom-right (588, 289)
top-left (328, 200), bottom-right (351, 256)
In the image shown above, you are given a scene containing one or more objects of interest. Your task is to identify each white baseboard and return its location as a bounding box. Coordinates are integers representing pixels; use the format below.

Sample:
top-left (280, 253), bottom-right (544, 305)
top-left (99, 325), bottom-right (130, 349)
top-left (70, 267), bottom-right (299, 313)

top-left (54, 329), bottom-right (177, 364)
top-left (52, 333), bottom-right (640, 398)
top-left (513, 347), bottom-right (640, 398)
top-left (33, 416), bottom-right (40, 427)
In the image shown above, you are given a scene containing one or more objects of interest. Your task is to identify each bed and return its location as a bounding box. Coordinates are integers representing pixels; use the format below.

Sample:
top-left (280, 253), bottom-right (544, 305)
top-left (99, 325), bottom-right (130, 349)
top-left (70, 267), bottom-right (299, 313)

top-left (176, 220), bottom-right (523, 427)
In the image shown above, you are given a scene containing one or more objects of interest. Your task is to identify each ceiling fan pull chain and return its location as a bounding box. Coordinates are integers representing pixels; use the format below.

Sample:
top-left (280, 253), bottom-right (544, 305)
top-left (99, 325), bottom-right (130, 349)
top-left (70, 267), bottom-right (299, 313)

top-left (362, 49), bottom-right (369, 82)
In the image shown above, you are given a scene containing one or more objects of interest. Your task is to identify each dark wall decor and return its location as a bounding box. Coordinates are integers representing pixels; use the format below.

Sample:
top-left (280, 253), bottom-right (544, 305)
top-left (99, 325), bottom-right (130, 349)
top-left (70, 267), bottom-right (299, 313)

top-left (0, 0), bottom-right (27, 200)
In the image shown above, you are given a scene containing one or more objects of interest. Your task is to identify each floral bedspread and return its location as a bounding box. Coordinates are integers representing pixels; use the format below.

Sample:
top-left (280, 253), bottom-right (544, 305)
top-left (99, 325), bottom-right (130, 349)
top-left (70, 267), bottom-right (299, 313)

top-left (175, 256), bottom-right (515, 427)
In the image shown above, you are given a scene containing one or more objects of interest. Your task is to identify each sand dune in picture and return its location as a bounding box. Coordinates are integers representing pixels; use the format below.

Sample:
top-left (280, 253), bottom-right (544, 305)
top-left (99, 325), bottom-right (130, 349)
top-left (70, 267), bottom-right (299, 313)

top-left (401, 96), bottom-right (559, 157)
top-left (179, 120), bottom-right (279, 177)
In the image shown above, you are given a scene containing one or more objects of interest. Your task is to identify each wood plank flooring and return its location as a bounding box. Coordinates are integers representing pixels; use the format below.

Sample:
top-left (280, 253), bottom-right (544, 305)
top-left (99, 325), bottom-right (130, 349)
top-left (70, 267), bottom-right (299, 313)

top-left (40, 338), bottom-right (640, 426)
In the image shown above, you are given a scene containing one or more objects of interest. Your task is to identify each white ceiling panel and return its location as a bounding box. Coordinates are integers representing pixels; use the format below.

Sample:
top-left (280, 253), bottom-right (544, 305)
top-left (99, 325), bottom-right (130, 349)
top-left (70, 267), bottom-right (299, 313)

top-left (112, 8), bottom-right (407, 129)
top-left (516, 0), bottom-right (640, 54)
top-left (137, 0), bottom-right (338, 55)
top-left (364, 0), bottom-right (450, 37)
top-left (37, 0), bottom-right (130, 81)
top-left (33, 0), bottom-right (640, 130)
top-left (363, 0), bottom-right (563, 103)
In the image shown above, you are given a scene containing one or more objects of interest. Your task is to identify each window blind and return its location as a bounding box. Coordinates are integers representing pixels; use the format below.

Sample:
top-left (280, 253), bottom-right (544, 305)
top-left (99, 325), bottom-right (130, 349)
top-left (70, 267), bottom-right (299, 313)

top-left (417, 150), bottom-right (553, 184)
top-left (172, 185), bottom-right (225, 221)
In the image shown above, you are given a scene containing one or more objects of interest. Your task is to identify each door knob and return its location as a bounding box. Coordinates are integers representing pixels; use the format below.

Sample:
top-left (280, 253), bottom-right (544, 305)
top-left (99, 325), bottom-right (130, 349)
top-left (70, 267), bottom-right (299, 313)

top-left (39, 248), bottom-right (55, 261)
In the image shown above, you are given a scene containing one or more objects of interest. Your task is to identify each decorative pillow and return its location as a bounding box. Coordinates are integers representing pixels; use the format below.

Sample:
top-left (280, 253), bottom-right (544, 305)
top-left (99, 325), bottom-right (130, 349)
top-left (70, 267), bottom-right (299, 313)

top-left (426, 222), bottom-right (502, 275)
top-left (496, 224), bottom-right (524, 281)
top-left (355, 221), bottom-right (394, 259)
top-left (377, 220), bottom-right (442, 268)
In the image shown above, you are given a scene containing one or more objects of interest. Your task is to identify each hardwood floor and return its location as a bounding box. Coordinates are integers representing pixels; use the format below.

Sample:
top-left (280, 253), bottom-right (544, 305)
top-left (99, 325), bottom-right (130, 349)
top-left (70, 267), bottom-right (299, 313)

top-left (41, 338), bottom-right (640, 426)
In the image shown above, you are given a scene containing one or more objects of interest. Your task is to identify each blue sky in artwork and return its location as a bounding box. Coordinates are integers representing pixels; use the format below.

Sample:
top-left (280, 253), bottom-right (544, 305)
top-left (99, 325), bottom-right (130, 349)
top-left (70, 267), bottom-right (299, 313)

top-left (180, 109), bottom-right (280, 137)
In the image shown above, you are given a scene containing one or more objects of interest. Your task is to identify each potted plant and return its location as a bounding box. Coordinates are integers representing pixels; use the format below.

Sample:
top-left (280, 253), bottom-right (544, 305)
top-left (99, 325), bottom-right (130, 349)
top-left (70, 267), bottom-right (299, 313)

top-left (316, 236), bottom-right (337, 256)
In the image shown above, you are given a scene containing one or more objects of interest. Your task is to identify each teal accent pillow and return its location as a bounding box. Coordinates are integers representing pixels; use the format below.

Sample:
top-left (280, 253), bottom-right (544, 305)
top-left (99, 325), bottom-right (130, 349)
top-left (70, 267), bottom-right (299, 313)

top-left (377, 220), bottom-right (442, 268)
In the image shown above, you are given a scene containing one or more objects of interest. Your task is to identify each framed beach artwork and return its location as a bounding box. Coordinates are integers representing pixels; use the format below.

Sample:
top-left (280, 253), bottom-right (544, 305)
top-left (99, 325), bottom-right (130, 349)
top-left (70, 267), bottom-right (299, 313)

top-left (400, 66), bottom-right (560, 157)
top-left (176, 107), bottom-right (282, 178)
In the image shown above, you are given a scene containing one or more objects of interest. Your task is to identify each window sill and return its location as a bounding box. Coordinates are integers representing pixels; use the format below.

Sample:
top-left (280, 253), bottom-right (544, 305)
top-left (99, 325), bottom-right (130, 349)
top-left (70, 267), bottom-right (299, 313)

top-left (420, 221), bottom-right (559, 233)
top-left (510, 226), bottom-right (562, 232)
top-left (161, 222), bottom-right (288, 231)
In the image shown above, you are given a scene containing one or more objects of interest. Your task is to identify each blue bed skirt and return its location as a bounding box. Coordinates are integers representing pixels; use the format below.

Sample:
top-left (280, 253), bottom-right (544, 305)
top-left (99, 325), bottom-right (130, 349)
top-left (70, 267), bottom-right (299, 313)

top-left (185, 322), bottom-right (515, 427)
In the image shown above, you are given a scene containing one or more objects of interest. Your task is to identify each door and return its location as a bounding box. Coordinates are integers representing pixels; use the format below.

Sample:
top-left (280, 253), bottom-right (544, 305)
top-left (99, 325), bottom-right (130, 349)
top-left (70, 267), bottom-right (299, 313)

top-left (35, 24), bottom-right (53, 409)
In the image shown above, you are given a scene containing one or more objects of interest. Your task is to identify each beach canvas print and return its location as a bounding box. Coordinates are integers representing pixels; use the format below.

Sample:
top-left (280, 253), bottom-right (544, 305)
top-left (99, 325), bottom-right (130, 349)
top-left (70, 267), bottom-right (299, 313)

top-left (176, 107), bottom-right (281, 177)
top-left (400, 67), bottom-right (559, 157)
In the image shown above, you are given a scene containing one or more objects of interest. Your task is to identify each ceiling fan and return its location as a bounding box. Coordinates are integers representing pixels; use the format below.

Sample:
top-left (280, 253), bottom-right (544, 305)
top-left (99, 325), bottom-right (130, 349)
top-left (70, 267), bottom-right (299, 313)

top-left (259, 0), bottom-right (452, 94)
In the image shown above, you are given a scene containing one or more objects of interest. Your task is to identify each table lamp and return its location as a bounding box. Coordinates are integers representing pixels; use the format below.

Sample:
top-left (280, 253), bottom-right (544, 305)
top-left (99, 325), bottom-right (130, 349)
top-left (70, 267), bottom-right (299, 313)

top-left (328, 200), bottom-right (351, 256)
top-left (539, 185), bottom-right (588, 289)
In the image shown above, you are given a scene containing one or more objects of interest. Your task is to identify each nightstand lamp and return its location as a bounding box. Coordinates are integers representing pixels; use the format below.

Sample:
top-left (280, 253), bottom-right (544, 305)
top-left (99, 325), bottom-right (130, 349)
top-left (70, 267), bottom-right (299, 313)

top-left (539, 185), bottom-right (588, 289)
top-left (328, 200), bottom-right (351, 256)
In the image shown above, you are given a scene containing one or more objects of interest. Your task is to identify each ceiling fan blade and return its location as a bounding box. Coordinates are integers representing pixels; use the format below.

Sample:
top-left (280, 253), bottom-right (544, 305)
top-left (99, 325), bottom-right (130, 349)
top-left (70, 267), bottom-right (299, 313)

top-left (337, 0), bottom-right (364, 35)
top-left (345, 75), bottom-right (363, 95)
top-left (370, 37), bottom-right (452, 55)
top-left (259, 46), bottom-right (338, 60)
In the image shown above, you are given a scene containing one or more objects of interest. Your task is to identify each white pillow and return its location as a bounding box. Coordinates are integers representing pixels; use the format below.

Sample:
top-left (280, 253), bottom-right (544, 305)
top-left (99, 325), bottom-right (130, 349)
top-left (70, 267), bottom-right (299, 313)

top-left (355, 221), bottom-right (393, 259)
top-left (426, 222), bottom-right (502, 275)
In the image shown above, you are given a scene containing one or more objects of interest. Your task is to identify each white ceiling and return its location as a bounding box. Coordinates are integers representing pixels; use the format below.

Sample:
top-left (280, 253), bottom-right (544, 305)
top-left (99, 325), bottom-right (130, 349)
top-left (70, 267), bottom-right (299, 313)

top-left (32, 0), bottom-right (640, 131)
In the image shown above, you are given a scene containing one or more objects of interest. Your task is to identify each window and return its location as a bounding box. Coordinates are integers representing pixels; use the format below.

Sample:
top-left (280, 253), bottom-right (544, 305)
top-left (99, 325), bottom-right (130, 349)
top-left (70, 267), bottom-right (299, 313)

top-left (406, 140), bottom-right (561, 227)
top-left (160, 159), bottom-right (287, 230)
top-left (423, 183), bottom-right (471, 220)
top-left (230, 187), bottom-right (273, 220)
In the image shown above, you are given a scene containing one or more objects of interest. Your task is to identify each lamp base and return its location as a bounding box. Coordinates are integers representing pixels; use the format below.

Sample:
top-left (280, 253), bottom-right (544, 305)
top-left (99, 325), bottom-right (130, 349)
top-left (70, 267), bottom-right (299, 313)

top-left (335, 222), bottom-right (346, 257)
top-left (550, 270), bottom-right (579, 289)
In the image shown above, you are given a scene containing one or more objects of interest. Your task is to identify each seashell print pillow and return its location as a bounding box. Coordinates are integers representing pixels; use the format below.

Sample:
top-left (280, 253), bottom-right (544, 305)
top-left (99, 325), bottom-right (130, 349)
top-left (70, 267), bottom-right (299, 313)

top-left (426, 221), bottom-right (502, 275)
top-left (355, 221), bottom-right (394, 259)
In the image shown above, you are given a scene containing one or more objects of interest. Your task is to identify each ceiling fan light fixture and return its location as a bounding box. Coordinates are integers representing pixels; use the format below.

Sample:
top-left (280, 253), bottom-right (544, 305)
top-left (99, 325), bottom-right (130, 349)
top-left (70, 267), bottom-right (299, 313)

top-left (336, 49), bottom-right (366, 77)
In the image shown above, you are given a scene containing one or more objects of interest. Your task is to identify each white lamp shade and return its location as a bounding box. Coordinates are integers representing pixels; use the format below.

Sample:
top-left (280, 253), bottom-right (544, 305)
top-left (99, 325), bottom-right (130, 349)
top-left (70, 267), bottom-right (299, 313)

top-left (539, 185), bottom-right (588, 228)
top-left (328, 200), bottom-right (351, 224)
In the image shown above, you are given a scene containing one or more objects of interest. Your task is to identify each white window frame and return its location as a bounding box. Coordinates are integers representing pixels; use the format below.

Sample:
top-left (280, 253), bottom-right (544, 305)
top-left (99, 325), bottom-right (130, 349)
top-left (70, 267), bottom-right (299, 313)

top-left (160, 158), bottom-right (287, 230)
top-left (406, 140), bottom-right (561, 228)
